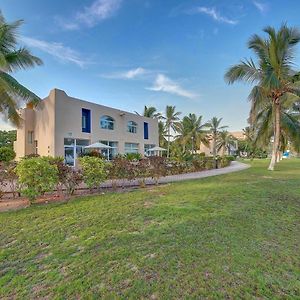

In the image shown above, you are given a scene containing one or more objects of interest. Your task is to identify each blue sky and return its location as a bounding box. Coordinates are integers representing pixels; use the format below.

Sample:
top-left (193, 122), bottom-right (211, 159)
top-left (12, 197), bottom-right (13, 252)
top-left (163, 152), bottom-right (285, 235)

top-left (1, 0), bottom-right (300, 130)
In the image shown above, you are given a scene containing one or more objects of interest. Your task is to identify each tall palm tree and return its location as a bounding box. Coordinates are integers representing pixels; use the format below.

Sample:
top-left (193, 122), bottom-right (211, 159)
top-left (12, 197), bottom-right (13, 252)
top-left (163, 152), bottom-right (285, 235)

top-left (176, 113), bottom-right (209, 153)
top-left (208, 117), bottom-right (228, 164)
top-left (216, 131), bottom-right (236, 156)
top-left (225, 25), bottom-right (300, 170)
top-left (158, 120), bottom-right (167, 147)
top-left (163, 105), bottom-right (181, 158)
top-left (253, 100), bottom-right (300, 159)
top-left (135, 106), bottom-right (161, 119)
top-left (0, 12), bottom-right (43, 126)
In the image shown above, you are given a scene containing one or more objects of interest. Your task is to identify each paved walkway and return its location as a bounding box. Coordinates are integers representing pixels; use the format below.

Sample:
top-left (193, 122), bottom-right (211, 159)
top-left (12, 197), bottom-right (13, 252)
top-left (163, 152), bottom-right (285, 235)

top-left (100, 161), bottom-right (250, 188)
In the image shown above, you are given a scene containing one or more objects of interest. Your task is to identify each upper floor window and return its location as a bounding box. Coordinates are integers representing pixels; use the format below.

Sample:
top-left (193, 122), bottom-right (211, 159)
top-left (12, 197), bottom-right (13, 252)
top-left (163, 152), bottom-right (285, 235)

top-left (82, 108), bottom-right (91, 133)
top-left (144, 122), bottom-right (149, 139)
top-left (100, 115), bottom-right (114, 130)
top-left (127, 121), bottom-right (137, 133)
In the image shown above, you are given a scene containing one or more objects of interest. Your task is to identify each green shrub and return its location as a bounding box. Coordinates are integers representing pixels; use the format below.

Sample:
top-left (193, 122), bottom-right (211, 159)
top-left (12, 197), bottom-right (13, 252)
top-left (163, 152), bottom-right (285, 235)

top-left (205, 158), bottom-right (215, 170)
top-left (79, 156), bottom-right (108, 190)
top-left (124, 153), bottom-right (142, 161)
top-left (15, 157), bottom-right (58, 203)
top-left (225, 155), bottom-right (235, 161)
top-left (0, 147), bottom-right (16, 162)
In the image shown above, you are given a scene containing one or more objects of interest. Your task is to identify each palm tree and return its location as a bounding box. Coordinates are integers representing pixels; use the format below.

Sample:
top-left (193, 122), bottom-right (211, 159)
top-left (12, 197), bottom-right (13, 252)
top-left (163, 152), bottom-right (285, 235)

top-left (163, 105), bottom-right (181, 158)
top-left (216, 131), bottom-right (236, 156)
top-left (0, 12), bottom-right (43, 126)
top-left (158, 120), bottom-right (167, 147)
top-left (253, 100), bottom-right (300, 160)
top-left (176, 113), bottom-right (209, 154)
top-left (225, 25), bottom-right (300, 170)
top-left (135, 106), bottom-right (161, 119)
top-left (208, 117), bottom-right (228, 164)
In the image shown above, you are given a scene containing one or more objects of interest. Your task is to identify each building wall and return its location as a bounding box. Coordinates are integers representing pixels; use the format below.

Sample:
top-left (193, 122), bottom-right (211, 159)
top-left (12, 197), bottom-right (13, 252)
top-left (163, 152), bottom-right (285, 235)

top-left (14, 108), bottom-right (35, 159)
top-left (14, 88), bottom-right (159, 160)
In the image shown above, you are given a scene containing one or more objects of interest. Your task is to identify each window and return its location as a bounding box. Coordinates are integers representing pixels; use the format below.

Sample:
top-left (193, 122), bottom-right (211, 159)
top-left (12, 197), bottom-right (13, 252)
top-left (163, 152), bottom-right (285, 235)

top-left (144, 122), bottom-right (149, 139)
top-left (82, 108), bottom-right (91, 133)
top-left (100, 141), bottom-right (118, 160)
top-left (125, 143), bottom-right (139, 154)
top-left (144, 144), bottom-right (155, 156)
top-left (100, 115), bottom-right (114, 130)
top-left (127, 121), bottom-right (137, 133)
top-left (64, 138), bottom-right (89, 167)
top-left (28, 131), bottom-right (34, 144)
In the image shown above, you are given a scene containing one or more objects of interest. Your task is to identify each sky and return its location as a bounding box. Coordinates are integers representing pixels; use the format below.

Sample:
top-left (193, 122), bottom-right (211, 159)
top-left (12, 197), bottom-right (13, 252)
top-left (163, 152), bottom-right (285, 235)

top-left (1, 0), bottom-right (300, 131)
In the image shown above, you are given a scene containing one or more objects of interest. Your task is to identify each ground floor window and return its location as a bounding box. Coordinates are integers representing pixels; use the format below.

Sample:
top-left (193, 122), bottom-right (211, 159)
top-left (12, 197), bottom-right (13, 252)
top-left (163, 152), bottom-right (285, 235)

top-left (144, 144), bottom-right (155, 156)
top-left (100, 141), bottom-right (118, 160)
top-left (125, 142), bottom-right (139, 154)
top-left (64, 138), bottom-right (89, 166)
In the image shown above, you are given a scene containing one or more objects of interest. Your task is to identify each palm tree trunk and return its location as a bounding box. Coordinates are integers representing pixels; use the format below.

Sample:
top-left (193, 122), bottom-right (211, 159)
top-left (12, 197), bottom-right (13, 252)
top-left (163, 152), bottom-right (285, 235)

top-left (268, 104), bottom-right (280, 171)
top-left (212, 135), bottom-right (217, 168)
top-left (167, 126), bottom-right (170, 158)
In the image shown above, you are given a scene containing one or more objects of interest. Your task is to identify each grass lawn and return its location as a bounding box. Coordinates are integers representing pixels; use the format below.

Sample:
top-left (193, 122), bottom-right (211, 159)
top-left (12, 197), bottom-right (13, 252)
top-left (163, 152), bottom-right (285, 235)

top-left (1, 159), bottom-right (300, 299)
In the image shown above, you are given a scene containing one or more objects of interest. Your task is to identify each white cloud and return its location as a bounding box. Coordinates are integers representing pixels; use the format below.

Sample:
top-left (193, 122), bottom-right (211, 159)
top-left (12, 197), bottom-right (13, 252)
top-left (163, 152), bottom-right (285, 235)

top-left (147, 74), bottom-right (198, 99)
top-left (253, 1), bottom-right (268, 13)
top-left (21, 37), bottom-right (88, 68)
top-left (102, 67), bottom-right (149, 79)
top-left (193, 7), bottom-right (238, 25)
top-left (77, 0), bottom-right (122, 27)
top-left (58, 0), bottom-right (123, 30)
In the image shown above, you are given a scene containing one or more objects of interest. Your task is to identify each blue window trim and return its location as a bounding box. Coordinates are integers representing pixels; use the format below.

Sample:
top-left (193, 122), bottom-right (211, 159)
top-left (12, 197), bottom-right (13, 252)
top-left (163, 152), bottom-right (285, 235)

top-left (144, 122), bottom-right (149, 140)
top-left (82, 108), bottom-right (91, 133)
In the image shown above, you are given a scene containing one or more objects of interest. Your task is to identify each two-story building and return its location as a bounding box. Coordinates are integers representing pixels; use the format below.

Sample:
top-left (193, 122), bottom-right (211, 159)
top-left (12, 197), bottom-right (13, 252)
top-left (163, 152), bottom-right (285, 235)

top-left (14, 89), bottom-right (159, 166)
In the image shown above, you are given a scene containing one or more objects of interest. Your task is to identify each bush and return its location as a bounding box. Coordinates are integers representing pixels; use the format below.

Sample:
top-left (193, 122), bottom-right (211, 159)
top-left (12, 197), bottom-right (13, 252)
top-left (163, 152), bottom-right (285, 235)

top-left (124, 153), bottom-right (142, 161)
top-left (79, 156), bottom-right (108, 190)
top-left (0, 147), bottom-right (16, 162)
top-left (135, 159), bottom-right (150, 187)
top-left (0, 162), bottom-right (19, 198)
top-left (225, 155), bottom-right (235, 162)
top-left (15, 157), bottom-right (58, 203)
top-left (79, 150), bottom-right (105, 159)
top-left (148, 156), bottom-right (167, 184)
top-left (48, 157), bottom-right (83, 196)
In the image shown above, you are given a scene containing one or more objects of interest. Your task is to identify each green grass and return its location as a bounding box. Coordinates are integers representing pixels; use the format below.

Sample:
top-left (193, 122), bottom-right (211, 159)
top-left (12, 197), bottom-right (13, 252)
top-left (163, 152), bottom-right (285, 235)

top-left (1, 159), bottom-right (300, 299)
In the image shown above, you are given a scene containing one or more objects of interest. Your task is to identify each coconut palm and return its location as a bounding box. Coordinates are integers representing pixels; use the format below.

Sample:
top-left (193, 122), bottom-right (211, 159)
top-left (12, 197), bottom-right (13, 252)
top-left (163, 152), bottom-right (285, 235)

top-left (253, 100), bottom-right (300, 159)
top-left (163, 105), bottom-right (181, 158)
top-left (216, 131), bottom-right (236, 156)
top-left (0, 12), bottom-right (43, 126)
top-left (225, 25), bottom-right (300, 170)
top-left (208, 117), bottom-right (228, 164)
top-left (135, 106), bottom-right (161, 119)
top-left (158, 120), bottom-right (167, 148)
top-left (176, 113), bottom-right (209, 154)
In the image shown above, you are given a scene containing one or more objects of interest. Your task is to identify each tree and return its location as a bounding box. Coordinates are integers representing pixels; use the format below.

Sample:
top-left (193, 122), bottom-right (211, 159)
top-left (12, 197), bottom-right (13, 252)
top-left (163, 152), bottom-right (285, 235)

top-left (216, 131), bottom-right (236, 156)
top-left (208, 117), bottom-right (228, 165)
top-left (0, 146), bottom-right (16, 162)
top-left (225, 25), bottom-right (300, 170)
top-left (176, 113), bottom-right (209, 154)
top-left (163, 105), bottom-right (181, 158)
top-left (0, 130), bottom-right (16, 149)
top-left (158, 120), bottom-right (167, 147)
top-left (135, 106), bottom-right (161, 119)
top-left (0, 12), bottom-right (43, 126)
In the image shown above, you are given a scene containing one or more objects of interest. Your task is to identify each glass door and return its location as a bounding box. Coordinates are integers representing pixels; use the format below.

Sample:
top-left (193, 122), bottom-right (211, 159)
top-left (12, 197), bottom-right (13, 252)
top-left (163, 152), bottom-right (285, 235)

top-left (64, 146), bottom-right (75, 166)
